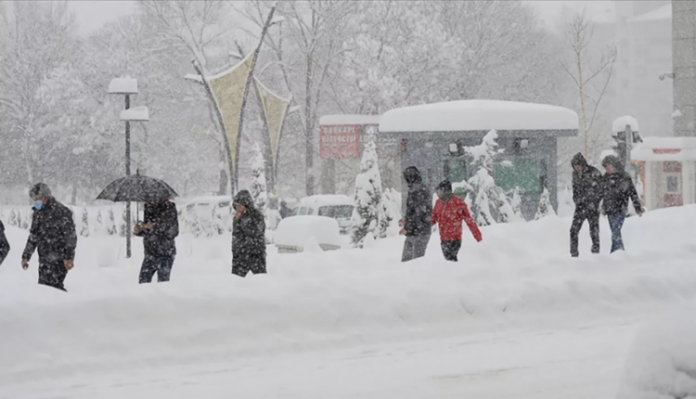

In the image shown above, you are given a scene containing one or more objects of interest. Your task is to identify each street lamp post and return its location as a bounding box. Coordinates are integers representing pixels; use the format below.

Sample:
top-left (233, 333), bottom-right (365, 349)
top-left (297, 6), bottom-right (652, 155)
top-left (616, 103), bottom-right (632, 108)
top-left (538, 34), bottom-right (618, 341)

top-left (108, 77), bottom-right (146, 258)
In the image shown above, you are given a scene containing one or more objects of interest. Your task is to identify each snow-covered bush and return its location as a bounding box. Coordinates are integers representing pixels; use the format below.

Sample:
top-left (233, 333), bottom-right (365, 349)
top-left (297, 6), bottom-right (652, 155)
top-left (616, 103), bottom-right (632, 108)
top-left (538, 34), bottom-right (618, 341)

top-left (80, 207), bottom-right (90, 237)
top-left (465, 130), bottom-right (514, 226)
top-left (250, 142), bottom-right (268, 217)
top-left (107, 208), bottom-right (117, 235)
top-left (535, 187), bottom-right (555, 220)
top-left (351, 128), bottom-right (386, 247)
top-left (9, 209), bottom-right (18, 227)
top-left (510, 187), bottom-right (523, 221)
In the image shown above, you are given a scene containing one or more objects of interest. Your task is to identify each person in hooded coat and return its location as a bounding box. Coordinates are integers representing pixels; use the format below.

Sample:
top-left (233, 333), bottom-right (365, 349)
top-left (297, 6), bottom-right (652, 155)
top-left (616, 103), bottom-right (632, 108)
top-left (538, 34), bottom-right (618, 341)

top-left (601, 155), bottom-right (643, 253)
top-left (133, 200), bottom-right (179, 283)
top-left (232, 190), bottom-right (267, 277)
top-left (431, 180), bottom-right (482, 262)
top-left (0, 220), bottom-right (9, 266)
top-left (399, 166), bottom-right (432, 262)
top-left (21, 183), bottom-right (77, 291)
top-left (570, 152), bottom-right (603, 257)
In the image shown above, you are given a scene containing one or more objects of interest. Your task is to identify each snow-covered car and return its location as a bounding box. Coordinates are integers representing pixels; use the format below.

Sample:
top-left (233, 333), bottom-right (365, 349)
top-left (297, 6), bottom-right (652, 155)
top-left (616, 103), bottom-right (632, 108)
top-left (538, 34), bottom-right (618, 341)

top-left (180, 196), bottom-right (233, 234)
top-left (294, 195), bottom-right (354, 234)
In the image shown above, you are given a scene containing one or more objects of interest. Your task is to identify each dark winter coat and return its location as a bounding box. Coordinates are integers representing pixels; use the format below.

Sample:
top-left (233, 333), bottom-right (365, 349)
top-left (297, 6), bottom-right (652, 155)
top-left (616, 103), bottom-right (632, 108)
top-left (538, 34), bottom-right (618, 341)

top-left (22, 197), bottom-right (77, 263)
top-left (134, 201), bottom-right (179, 258)
top-left (232, 190), bottom-right (266, 276)
top-left (571, 153), bottom-right (603, 209)
top-left (0, 220), bottom-right (9, 266)
top-left (280, 203), bottom-right (292, 219)
top-left (601, 157), bottom-right (642, 215)
top-left (403, 167), bottom-right (432, 237)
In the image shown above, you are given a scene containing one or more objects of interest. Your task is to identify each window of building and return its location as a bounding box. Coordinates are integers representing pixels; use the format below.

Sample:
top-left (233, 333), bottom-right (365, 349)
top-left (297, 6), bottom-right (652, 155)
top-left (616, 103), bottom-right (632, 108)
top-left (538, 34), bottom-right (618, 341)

top-left (494, 158), bottom-right (543, 194)
top-left (667, 176), bottom-right (680, 193)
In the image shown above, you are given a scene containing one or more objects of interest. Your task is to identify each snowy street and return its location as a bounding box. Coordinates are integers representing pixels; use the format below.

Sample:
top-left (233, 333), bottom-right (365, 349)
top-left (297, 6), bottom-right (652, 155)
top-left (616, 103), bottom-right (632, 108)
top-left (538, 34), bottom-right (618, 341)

top-left (0, 318), bottom-right (640, 399)
top-left (2, 206), bottom-right (696, 398)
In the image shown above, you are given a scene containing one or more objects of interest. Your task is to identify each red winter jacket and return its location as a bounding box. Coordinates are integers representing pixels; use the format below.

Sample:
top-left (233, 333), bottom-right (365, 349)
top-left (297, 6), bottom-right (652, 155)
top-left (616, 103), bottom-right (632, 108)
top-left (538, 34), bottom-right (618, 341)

top-left (431, 194), bottom-right (482, 242)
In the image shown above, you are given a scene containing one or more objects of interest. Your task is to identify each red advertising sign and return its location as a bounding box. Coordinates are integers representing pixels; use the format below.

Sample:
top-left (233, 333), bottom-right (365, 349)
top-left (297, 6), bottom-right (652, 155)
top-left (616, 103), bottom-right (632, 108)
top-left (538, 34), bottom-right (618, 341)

top-left (320, 125), bottom-right (360, 159)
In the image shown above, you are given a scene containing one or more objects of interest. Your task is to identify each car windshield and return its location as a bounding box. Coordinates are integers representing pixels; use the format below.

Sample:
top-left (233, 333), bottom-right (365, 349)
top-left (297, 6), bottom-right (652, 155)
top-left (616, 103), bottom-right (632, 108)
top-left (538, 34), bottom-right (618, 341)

top-left (319, 205), bottom-right (353, 219)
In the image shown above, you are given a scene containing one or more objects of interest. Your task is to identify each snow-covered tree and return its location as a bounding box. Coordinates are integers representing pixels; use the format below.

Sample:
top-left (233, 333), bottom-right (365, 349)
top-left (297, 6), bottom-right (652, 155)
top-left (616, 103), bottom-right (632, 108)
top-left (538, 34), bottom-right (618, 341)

top-left (465, 130), bottom-right (514, 226)
top-left (535, 188), bottom-right (556, 220)
top-left (250, 142), bottom-right (268, 216)
top-left (80, 207), bottom-right (90, 237)
top-left (351, 130), bottom-right (386, 247)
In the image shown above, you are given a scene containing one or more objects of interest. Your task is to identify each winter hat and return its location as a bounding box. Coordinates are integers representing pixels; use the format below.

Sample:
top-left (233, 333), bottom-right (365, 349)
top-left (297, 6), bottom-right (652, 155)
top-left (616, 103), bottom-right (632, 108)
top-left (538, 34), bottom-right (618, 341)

top-left (436, 180), bottom-right (452, 193)
top-left (234, 190), bottom-right (255, 209)
top-left (29, 183), bottom-right (51, 199)
top-left (601, 155), bottom-right (623, 170)
top-left (571, 152), bottom-right (588, 168)
top-left (403, 166), bottom-right (422, 185)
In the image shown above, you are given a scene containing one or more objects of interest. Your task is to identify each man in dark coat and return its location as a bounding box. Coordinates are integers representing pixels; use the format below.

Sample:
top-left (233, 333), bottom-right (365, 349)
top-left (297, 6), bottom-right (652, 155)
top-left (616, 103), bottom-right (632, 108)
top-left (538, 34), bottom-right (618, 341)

top-left (570, 153), bottom-right (603, 257)
top-left (399, 166), bottom-right (432, 262)
top-left (601, 155), bottom-right (643, 253)
top-left (21, 183), bottom-right (77, 291)
top-left (0, 220), bottom-right (9, 266)
top-left (232, 190), bottom-right (266, 277)
top-left (134, 200), bottom-right (179, 283)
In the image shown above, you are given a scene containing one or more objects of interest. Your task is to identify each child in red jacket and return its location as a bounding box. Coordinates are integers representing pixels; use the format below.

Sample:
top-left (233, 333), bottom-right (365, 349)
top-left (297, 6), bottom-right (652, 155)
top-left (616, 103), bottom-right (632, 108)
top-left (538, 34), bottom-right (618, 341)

top-left (432, 180), bottom-right (482, 261)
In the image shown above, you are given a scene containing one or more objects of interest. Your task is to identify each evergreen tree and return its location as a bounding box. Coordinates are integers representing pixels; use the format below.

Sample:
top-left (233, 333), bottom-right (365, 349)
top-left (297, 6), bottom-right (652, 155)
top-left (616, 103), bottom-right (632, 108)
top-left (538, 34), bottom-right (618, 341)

top-left (9, 209), bottom-right (18, 227)
top-left (351, 128), bottom-right (386, 247)
top-left (249, 142), bottom-right (268, 218)
top-left (465, 130), bottom-right (514, 226)
top-left (535, 187), bottom-right (556, 220)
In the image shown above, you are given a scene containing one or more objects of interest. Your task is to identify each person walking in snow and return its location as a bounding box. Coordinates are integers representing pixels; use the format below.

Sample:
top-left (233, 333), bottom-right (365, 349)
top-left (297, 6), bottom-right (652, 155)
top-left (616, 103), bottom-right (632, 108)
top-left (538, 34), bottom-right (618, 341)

top-left (601, 155), bottom-right (643, 253)
top-left (0, 219), bottom-right (9, 266)
top-left (570, 153), bottom-right (603, 257)
top-left (134, 200), bottom-right (179, 283)
top-left (21, 183), bottom-right (77, 291)
top-left (399, 166), bottom-right (432, 262)
top-left (279, 200), bottom-right (292, 219)
top-left (431, 180), bottom-right (482, 262)
top-left (232, 190), bottom-right (267, 277)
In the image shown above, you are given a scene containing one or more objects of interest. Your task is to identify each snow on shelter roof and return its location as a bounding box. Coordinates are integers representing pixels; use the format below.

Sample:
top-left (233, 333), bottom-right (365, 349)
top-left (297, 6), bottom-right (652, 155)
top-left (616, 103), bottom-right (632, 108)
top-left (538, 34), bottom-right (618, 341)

top-left (319, 115), bottom-right (381, 126)
top-left (629, 4), bottom-right (671, 23)
top-left (632, 137), bottom-right (696, 162)
top-left (379, 100), bottom-right (579, 133)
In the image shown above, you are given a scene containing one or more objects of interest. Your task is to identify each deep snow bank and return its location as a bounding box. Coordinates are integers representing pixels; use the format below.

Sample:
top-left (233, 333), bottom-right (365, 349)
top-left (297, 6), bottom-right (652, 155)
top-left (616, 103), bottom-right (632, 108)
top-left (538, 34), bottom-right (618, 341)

top-left (618, 302), bottom-right (696, 399)
top-left (2, 206), bottom-right (696, 381)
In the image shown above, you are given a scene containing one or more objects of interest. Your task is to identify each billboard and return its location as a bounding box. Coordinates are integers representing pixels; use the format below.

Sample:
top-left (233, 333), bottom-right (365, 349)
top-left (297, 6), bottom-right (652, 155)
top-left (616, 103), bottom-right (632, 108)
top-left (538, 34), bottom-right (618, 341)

top-left (320, 125), bottom-right (360, 159)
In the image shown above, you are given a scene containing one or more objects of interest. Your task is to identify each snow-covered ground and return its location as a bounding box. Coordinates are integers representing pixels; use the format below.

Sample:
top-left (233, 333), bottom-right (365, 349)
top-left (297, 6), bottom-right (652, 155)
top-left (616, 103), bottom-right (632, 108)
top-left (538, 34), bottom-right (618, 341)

top-left (2, 205), bottom-right (696, 398)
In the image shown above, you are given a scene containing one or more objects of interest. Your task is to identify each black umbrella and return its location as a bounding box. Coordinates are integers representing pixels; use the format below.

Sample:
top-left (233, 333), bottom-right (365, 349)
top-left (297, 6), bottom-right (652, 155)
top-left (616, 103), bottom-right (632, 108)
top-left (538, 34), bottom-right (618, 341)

top-left (97, 173), bottom-right (178, 202)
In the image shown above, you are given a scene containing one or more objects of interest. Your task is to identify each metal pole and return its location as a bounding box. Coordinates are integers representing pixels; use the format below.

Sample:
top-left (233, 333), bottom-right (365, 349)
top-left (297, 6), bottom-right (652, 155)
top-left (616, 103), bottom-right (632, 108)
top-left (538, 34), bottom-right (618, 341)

top-left (125, 94), bottom-right (132, 259)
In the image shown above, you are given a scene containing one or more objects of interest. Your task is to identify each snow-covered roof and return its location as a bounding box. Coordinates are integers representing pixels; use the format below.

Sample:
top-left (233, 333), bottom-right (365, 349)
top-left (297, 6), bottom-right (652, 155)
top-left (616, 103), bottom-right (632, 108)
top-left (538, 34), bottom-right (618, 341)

top-left (631, 137), bottom-right (696, 162)
top-left (108, 77), bottom-right (138, 95)
top-left (120, 106), bottom-right (149, 122)
top-left (319, 115), bottom-right (381, 126)
top-left (612, 116), bottom-right (640, 134)
top-left (298, 195), bottom-right (354, 207)
top-left (629, 4), bottom-right (671, 23)
top-left (379, 100), bottom-right (578, 133)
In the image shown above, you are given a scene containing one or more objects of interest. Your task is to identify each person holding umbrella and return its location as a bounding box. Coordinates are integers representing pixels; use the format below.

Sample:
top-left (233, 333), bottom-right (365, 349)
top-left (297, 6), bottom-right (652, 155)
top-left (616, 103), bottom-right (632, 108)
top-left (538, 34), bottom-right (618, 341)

top-left (96, 171), bottom-right (180, 282)
top-left (133, 200), bottom-right (179, 283)
top-left (21, 183), bottom-right (77, 291)
top-left (232, 190), bottom-right (266, 277)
